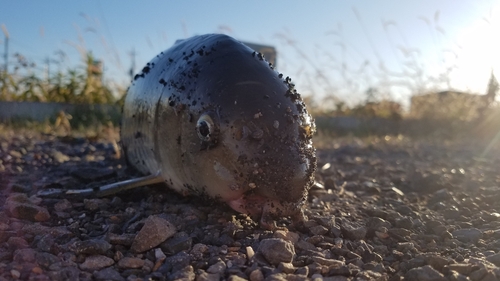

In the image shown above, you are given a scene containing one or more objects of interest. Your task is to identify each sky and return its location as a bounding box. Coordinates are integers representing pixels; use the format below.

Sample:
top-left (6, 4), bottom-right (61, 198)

top-left (1, 0), bottom-right (499, 108)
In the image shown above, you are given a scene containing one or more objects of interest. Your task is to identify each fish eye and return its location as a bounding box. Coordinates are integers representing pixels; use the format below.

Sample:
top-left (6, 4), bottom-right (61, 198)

top-left (196, 113), bottom-right (219, 144)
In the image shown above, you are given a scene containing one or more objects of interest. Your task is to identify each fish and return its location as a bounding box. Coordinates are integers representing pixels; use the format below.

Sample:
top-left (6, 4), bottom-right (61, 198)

top-left (93, 34), bottom-right (316, 230)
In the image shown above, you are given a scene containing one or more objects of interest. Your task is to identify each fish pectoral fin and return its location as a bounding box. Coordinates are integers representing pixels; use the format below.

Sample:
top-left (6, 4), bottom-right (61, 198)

top-left (95, 171), bottom-right (164, 197)
top-left (43, 172), bottom-right (164, 199)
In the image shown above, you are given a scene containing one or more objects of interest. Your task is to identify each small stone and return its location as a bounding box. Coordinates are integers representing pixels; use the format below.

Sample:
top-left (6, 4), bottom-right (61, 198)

top-left (207, 260), bottom-right (226, 274)
top-left (36, 252), bottom-right (60, 269)
top-left (273, 230), bottom-right (300, 243)
top-left (7, 202), bottom-right (50, 222)
top-left (452, 228), bottom-right (482, 243)
top-left (246, 246), bottom-right (255, 260)
top-left (257, 238), bottom-right (295, 266)
top-left (469, 268), bottom-right (488, 281)
top-left (71, 239), bottom-right (112, 255)
top-left (169, 265), bottom-right (195, 280)
top-left (278, 262), bottom-right (295, 274)
top-left (311, 256), bottom-right (344, 267)
top-left (117, 257), bottom-right (144, 269)
top-left (196, 270), bottom-right (220, 281)
top-left (310, 225), bottom-right (329, 236)
top-left (7, 236), bottom-right (29, 250)
top-left (13, 248), bottom-right (36, 263)
top-left (249, 269), bottom-right (264, 281)
top-left (52, 151), bottom-right (70, 163)
top-left (422, 254), bottom-right (450, 270)
top-left (444, 264), bottom-right (473, 275)
top-left (54, 199), bottom-right (72, 212)
top-left (11, 269), bottom-right (21, 279)
top-left (341, 220), bottom-right (367, 240)
top-left (79, 255), bottom-right (115, 271)
top-left (479, 272), bottom-right (498, 281)
top-left (131, 215), bottom-right (177, 253)
top-left (108, 233), bottom-right (135, 246)
top-left (94, 267), bottom-right (125, 281)
top-left (404, 265), bottom-right (446, 281)
top-left (485, 252), bottom-right (500, 266)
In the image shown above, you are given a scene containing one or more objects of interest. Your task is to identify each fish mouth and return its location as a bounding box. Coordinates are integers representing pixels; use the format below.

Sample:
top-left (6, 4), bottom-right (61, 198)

top-left (226, 193), bottom-right (306, 230)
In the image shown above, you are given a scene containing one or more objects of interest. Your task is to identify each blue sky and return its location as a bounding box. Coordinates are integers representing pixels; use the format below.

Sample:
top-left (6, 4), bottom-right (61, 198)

top-left (1, 0), bottom-right (499, 107)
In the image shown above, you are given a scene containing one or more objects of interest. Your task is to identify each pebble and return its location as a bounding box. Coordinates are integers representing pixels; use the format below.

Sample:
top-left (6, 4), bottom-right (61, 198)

top-left (207, 260), bottom-right (226, 274)
top-left (130, 215), bottom-right (177, 253)
top-left (340, 220), bottom-right (367, 240)
top-left (404, 265), bottom-right (446, 281)
top-left (485, 252), bottom-right (500, 266)
top-left (71, 239), bottom-right (112, 255)
top-left (93, 267), bottom-right (125, 281)
top-left (79, 255), bottom-right (115, 271)
top-left (13, 248), bottom-right (36, 263)
top-left (6, 194), bottom-right (50, 222)
top-left (3, 131), bottom-right (500, 280)
top-left (452, 228), bottom-right (482, 243)
top-left (117, 257), bottom-right (144, 269)
top-left (258, 238), bottom-right (295, 266)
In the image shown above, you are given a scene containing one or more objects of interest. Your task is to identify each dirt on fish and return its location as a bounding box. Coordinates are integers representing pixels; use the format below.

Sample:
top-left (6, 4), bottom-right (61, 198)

top-left (0, 128), bottom-right (500, 281)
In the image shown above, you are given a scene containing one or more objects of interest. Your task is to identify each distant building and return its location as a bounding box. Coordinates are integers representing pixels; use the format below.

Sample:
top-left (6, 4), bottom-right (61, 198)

top-left (410, 72), bottom-right (498, 121)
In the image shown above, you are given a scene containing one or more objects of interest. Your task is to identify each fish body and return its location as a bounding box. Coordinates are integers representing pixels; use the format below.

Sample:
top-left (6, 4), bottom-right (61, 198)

top-left (121, 34), bottom-right (316, 229)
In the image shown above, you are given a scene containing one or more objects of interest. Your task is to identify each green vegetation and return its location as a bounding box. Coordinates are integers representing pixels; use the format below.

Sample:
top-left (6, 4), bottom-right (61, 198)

top-left (0, 52), bottom-right (121, 104)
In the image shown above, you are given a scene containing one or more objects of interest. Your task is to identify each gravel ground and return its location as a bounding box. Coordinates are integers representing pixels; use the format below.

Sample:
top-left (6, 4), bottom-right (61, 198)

top-left (0, 129), bottom-right (499, 281)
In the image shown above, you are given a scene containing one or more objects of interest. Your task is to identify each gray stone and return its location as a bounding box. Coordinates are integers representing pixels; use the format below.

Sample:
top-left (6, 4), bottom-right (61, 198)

top-left (404, 265), bottom-right (446, 281)
top-left (485, 252), bottom-right (500, 266)
top-left (93, 267), bottom-right (125, 281)
top-left (13, 248), bottom-right (36, 263)
top-left (71, 239), bottom-right (112, 255)
top-left (258, 238), bottom-right (295, 266)
top-left (79, 255), bottom-right (115, 271)
top-left (452, 228), bottom-right (482, 243)
top-left (206, 260), bottom-right (226, 274)
top-left (341, 221), bottom-right (367, 240)
top-left (131, 215), bottom-right (177, 253)
top-left (117, 257), bottom-right (145, 269)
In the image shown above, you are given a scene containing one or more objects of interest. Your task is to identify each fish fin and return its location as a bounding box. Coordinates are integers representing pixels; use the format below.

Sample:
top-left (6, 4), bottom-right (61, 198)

top-left (94, 171), bottom-right (164, 197)
top-left (37, 172), bottom-right (164, 198)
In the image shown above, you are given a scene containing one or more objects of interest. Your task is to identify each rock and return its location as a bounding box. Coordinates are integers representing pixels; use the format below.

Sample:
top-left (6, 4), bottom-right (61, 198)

top-left (452, 228), bottom-right (482, 243)
top-left (421, 254), bottom-right (450, 271)
top-left (79, 255), bottom-right (115, 271)
top-left (131, 215), bottom-right (177, 253)
top-left (207, 261), bottom-right (226, 274)
top-left (485, 252), bottom-right (500, 266)
top-left (71, 239), bottom-right (112, 255)
top-left (273, 230), bottom-right (300, 244)
top-left (445, 264), bottom-right (473, 275)
top-left (310, 225), bottom-right (329, 236)
top-left (52, 151), bottom-right (70, 163)
top-left (54, 199), bottom-right (72, 212)
top-left (311, 256), bottom-right (344, 267)
top-left (93, 267), bottom-right (125, 281)
top-left (36, 252), bottom-right (60, 269)
top-left (196, 270), bottom-right (220, 281)
top-left (169, 265), bottom-right (195, 281)
top-left (258, 238), bottom-right (295, 266)
top-left (7, 236), bottom-right (29, 251)
top-left (341, 220), bottom-right (367, 240)
top-left (6, 196), bottom-right (50, 222)
top-left (404, 265), bottom-right (447, 281)
top-left (13, 248), bottom-right (36, 263)
top-left (249, 269), bottom-right (264, 281)
top-left (117, 257), bottom-right (144, 269)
